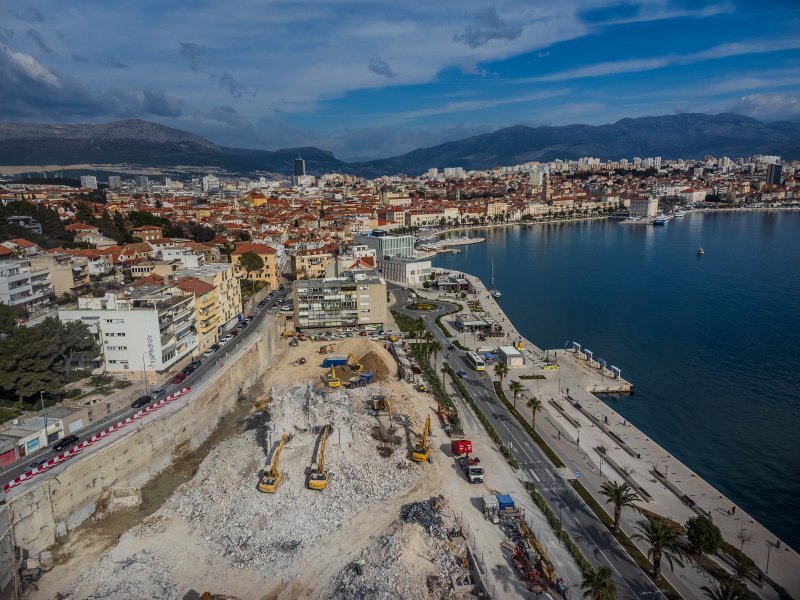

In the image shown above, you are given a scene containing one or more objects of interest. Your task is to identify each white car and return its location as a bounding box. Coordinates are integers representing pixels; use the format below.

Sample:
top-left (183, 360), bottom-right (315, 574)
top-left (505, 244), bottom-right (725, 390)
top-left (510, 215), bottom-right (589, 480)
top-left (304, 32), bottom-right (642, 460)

top-left (220, 335), bottom-right (233, 344)
top-left (202, 349), bottom-right (215, 358)
top-left (281, 305), bottom-right (292, 312)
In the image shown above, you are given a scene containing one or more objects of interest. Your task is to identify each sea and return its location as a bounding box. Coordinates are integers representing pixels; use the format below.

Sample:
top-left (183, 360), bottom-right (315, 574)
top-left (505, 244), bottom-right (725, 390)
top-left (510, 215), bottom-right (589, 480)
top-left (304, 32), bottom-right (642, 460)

top-left (432, 211), bottom-right (800, 549)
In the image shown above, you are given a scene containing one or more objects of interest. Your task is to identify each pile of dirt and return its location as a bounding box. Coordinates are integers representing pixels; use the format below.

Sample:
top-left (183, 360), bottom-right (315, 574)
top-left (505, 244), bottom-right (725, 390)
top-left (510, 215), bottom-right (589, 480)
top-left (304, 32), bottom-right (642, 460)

top-left (360, 351), bottom-right (392, 381)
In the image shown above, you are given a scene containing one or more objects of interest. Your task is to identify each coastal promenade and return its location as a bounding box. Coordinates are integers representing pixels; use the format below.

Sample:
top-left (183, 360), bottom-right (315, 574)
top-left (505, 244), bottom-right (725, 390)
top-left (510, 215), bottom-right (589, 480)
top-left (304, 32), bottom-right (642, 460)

top-left (418, 272), bottom-right (800, 598)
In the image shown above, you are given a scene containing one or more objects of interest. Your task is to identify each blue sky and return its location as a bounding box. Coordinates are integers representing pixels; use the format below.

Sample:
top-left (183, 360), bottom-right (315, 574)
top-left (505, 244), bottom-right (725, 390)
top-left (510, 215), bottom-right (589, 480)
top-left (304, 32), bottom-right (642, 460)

top-left (1, 0), bottom-right (799, 160)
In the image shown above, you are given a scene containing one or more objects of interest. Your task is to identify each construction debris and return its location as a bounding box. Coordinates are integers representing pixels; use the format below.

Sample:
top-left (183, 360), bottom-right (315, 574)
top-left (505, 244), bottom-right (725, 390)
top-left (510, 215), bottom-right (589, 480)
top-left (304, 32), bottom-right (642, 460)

top-left (400, 496), bottom-right (447, 539)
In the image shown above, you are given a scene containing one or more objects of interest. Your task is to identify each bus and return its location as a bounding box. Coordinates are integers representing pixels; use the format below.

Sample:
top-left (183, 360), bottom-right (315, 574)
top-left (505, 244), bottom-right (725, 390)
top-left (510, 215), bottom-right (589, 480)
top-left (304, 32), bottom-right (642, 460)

top-left (465, 351), bottom-right (486, 371)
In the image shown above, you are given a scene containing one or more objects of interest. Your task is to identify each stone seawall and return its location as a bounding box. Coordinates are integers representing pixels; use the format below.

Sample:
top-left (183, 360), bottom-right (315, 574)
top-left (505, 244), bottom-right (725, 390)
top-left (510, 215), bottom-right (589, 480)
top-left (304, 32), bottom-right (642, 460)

top-left (3, 317), bottom-right (279, 573)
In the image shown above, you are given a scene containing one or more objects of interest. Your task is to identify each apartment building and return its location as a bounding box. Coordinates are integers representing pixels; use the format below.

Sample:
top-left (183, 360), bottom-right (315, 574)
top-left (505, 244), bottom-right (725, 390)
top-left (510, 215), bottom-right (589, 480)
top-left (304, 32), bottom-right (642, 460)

top-left (0, 254), bottom-right (53, 316)
top-left (293, 270), bottom-right (387, 331)
top-left (174, 262), bottom-right (242, 333)
top-left (175, 276), bottom-right (218, 352)
top-left (58, 285), bottom-right (198, 379)
top-left (377, 256), bottom-right (432, 286)
top-left (30, 252), bottom-right (90, 297)
top-left (291, 246), bottom-right (333, 280)
top-left (230, 242), bottom-right (279, 291)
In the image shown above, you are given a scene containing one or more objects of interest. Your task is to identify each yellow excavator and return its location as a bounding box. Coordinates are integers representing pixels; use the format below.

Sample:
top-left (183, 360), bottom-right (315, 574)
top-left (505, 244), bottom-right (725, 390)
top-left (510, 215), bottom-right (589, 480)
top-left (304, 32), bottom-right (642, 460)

top-left (411, 415), bottom-right (431, 463)
top-left (347, 353), bottom-right (364, 373)
top-left (371, 395), bottom-right (394, 432)
top-left (307, 425), bottom-right (330, 490)
top-left (258, 434), bottom-right (289, 493)
top-left (326, 365), bottom-right (341, 388)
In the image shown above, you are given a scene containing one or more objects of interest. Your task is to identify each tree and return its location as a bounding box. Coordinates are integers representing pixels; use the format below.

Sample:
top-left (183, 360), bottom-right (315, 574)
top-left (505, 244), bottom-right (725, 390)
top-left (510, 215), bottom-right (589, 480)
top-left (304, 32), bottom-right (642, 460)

top-left (701, 580), bottom-right (748, 600)
top-left (0, 325), bottom-right (62, 404)
top-left (600, 481), bottom-right (641, 533)
top-left (53, 318), bottom-right (100, 384)
top-left (237, 252), bottom-right (264, 293)
top-left (509, 380), bottom-right (524, 409)
top-left (113, 212), bottom-right (132, 243)
top-left (493, 362), bottom-right (509, 385)
top-left (632, 516), bottom-right (687, 580)
top-left (429, 340), bottom-right (441, 365)
top-left (685, 516), bottom-right (722, 556)
top-left (581, 566), bottom-right (617, 600)
top-left (526, 396), bottom-right (543, 429)
top-left (0, 303), bottom-right (20, 336)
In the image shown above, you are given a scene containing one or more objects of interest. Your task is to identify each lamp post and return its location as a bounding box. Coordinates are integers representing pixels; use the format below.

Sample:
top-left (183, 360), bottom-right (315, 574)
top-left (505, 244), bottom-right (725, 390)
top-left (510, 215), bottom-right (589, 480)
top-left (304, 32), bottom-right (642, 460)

top-left (663, 462), bottom-right (670, 489)
top-left (141, 352), bottom-right (150, 395)
top-left (40, 391), bottom-right (48, 445)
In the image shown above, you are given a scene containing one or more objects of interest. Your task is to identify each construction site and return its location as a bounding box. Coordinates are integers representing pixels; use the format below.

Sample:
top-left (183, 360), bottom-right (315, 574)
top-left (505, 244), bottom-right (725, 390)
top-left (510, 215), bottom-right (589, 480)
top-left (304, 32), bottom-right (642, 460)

top-left (26, 333), bottom-right (580, 600)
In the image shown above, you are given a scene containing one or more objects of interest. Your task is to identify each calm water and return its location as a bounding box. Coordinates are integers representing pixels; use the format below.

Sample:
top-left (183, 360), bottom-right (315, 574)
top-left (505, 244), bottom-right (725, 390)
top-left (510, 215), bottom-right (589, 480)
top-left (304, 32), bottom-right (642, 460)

top-left (433, 212), bottom-right (800, 548)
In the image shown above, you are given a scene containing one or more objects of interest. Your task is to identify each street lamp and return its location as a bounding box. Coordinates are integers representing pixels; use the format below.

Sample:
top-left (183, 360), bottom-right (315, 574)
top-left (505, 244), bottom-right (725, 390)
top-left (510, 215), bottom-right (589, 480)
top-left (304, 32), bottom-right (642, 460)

top-left (141, 352), bottom-right (150, 395)
top-left (40, 390), bottom-right (48, 445)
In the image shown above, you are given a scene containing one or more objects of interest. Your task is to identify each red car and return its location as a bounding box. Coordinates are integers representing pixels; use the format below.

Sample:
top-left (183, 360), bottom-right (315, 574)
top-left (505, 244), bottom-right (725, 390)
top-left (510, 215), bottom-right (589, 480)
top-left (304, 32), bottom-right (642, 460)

top-left (172, 372), bottom-right (187, 385)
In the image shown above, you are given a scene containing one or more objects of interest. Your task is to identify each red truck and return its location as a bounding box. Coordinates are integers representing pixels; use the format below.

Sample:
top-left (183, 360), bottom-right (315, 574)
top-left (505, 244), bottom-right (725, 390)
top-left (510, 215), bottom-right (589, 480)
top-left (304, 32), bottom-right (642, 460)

top-left (451, 439), bottom-right (473, 456)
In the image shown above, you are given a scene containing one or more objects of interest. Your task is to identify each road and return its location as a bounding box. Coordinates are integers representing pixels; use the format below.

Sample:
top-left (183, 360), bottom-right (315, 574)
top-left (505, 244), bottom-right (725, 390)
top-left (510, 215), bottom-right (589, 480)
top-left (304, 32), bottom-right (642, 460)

top-left (1, 286), bottom-right (291, 490)
top-left (391, 287), bottom-right (665, 599)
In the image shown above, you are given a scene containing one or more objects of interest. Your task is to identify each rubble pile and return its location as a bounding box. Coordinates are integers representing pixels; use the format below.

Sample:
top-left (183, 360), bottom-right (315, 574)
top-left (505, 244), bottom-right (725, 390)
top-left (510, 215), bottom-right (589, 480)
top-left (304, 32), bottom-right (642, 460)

top-left (400, 496), bottom-right (448, 539)
top-left (63, 550), bottom-right (177, 600)
top-left (159, 382), bottom-right (419, 579)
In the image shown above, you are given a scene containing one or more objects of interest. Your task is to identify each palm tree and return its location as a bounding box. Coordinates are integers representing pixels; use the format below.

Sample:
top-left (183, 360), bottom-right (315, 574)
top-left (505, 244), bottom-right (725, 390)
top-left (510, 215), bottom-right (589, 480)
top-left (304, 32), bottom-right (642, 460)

top-left (509, 380), bottom-right (524, 409)
top-left (599, 481), bottom-right (641, 533)
top-left (423, 330), bottom-right (434, 361)
top-left (440, 366), bottom-right (448, 389)
top-left (581, 566), bottom-right (617, 600)
top-left (701, 580), bottom-right (747, 600)
top-left (429, 340), bottom-right (441, 365)
top-left (493, 362), bottom-right (509, 385)
top-left (526, 396), bottom-right (543, 429)
top-left (632, 516), bottom-right (687, 581)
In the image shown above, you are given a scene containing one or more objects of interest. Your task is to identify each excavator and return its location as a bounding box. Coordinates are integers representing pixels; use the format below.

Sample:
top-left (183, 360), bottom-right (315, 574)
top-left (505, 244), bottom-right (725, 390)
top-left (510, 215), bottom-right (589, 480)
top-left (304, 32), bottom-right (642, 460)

top-left (307, 425), bottom-right (330, 490)
top-left (258, 434), bottom-right (290, 493)
top-left (371, 395), bottom-right (394, 432)
top-left (326, 365), bottom-right (341, 388)
top-left (347, 353), bottom-right (364, 373)
top-left (411, 415), bottom-right (431, 463)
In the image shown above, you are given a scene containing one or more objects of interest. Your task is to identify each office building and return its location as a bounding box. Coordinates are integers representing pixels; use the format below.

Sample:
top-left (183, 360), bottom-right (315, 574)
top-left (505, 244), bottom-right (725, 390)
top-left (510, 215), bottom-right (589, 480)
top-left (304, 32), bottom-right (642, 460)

top-left (134, 175), bottom-right (150, 189)
top-left (58, 284), bottom-right (198, 378)
top-left (108, 176), bottom-right (122, 189)
top-left (353, 230), bottom-right (415, 260)
top-left (766, 163), bottom-right (782, 187)
top-left (293, 270), bottom-right (387, 330)
top-left (293, 157), bottom-right (306, 177)
top-left (376, 256), bottom-right (432, 286)
top-left (80, 175), bottom-right (98, 189)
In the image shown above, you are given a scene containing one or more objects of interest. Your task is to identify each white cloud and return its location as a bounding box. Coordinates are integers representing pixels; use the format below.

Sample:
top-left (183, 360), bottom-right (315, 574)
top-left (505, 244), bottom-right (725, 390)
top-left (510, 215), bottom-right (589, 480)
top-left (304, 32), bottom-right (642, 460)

top-left (725, 94), bottom-right (800, 121)
top-left (1, 43), bottom-right (60, 87)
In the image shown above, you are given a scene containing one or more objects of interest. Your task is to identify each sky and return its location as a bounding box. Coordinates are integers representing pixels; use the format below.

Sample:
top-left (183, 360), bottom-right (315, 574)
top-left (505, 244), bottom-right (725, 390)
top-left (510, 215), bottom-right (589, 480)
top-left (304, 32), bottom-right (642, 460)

top-left (1, 0), bottom-right (799, 161)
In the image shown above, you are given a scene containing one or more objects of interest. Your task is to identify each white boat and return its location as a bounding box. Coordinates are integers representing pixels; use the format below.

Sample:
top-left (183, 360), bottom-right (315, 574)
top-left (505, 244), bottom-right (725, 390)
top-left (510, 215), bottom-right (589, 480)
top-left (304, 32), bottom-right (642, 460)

top-left (674, 210), bottom-right (686, 217)
top-left (697, 247), bottom-right (704, 255)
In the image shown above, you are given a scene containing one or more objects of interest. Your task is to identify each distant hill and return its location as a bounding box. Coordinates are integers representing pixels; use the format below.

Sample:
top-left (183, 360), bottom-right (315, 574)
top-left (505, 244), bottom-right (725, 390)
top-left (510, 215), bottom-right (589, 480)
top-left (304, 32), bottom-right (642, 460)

top-left (1, 114), bottom-right (798, 177)
top-left (351, 113), bottom-right (800, 176)
top-left (0, 119), bottom-right (345, 175)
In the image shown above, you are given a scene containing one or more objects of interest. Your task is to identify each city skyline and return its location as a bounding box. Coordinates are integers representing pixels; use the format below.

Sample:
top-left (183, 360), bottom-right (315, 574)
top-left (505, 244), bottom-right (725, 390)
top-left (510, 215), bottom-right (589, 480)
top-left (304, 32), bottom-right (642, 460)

top-left (1, 0), bottom-right (799, 161)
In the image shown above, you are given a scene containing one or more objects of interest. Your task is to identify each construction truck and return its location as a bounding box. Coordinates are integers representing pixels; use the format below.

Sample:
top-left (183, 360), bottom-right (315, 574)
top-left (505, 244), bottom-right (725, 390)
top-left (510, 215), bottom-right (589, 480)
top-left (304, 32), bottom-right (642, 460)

top-left (347, 353), bottom-right (364, 373)
top-left (282, 330), bottom-right (295, 338)
top-left (326, 366), bottom-right (341, 388)
top-left (319, 344), bottom-right (334, 354)
top-left (458, 455), bottom-right (484, 483)
top-left (307, 425), bottom-right (330, 490)
top-left (411, 415), bottom-right (431, 463)
top-left (258, 434), bottom-right (290, 493)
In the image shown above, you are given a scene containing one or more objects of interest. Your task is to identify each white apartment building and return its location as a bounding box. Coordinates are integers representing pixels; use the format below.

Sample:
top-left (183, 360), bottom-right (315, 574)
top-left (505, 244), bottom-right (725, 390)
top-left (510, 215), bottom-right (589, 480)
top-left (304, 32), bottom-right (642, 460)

top-left (0, 258), bottom-right (53, 316)
top-left (293, 271), bottom-right (387, 331)
top-left (80, 175), bottom-right (98, 189)
top-left (377, 257), bottom-right (432, 286)
top-left (59, 285), bottom-right (198, 378)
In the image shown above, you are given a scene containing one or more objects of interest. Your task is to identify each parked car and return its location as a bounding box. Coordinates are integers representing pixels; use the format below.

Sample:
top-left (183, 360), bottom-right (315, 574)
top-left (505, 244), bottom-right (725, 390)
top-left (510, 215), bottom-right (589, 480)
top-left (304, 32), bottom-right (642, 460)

top-left (182, 364), bottom-right (197, 376)
top-left (230, 330), bottom-right (239, 337)
top-left (150, 387), bottom-right (167, 400)
top-left (281, 305), bottom-right (292, 312)
top-left (202, 349), bottom-right (215, 358)
top-left (210, 343), bottom-right (221, 351)
top-left (247, 314), bottom-right (254, 320)
top-left (448, 345), bottom-right (455, 351)
top-left (278, 284), bottom-right (285, 291)
top-left (257, 300), bottom-right (267, 307)
top-left (220, 335), bottom-right (232, 345)
top-left (52, 435), bottom-right (79, 453)
top-left (172, 372), bottom-right (187, 385)
top-left (29, 458), bottom-right (48, 469)
top-left (131, 394), bottom-right (152, 409)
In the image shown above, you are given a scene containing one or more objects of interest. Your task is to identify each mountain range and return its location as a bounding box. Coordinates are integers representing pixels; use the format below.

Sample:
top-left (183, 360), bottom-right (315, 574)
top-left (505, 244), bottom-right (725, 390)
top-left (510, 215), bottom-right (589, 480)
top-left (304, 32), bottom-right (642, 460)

top-left (1, 113), bottom-right (798, 178)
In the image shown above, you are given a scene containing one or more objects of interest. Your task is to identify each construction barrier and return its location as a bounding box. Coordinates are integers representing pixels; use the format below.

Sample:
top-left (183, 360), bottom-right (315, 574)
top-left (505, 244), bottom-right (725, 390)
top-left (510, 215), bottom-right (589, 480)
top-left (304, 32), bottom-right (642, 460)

top-left (3, 387), bottom-right (192, 494)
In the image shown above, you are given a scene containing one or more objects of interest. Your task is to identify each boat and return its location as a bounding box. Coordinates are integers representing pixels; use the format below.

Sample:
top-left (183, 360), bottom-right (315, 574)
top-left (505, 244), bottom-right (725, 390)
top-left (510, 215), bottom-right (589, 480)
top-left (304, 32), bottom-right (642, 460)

top-left (697, 247), bottom-right (704, 255)
top-left (488, 259), bottom-right (502, 299)
top-left (674, 210), bottom-right (686, 217)
top-left (653, 214), bottom-right (673, 226)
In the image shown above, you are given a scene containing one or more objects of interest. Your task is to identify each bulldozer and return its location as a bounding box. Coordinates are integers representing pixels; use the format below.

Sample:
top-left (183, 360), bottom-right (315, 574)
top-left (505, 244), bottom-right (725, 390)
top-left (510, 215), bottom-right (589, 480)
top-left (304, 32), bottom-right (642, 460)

top-left (411, 415), bottom-right (431, 463)
top-left (307, 425), bottom-right (330, 491)
top-left (258, 434), bottom-right (290, 493)
top-left (326, 365), bottom-right (341, 388)
top-left (347, 353), bottom-right (364, 373)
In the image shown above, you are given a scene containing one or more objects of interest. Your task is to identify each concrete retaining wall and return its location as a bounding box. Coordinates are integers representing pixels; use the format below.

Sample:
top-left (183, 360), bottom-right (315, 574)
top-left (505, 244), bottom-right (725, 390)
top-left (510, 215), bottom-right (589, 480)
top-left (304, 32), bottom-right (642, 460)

top-left (3, 317), bottom-right (279, 576)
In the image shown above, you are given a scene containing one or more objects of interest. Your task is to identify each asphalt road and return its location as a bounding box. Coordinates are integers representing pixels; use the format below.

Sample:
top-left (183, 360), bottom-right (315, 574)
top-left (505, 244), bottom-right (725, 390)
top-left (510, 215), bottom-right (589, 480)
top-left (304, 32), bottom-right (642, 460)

top-left (391, 288), bottom-right (665, 599)
top-left (1, 286), bottom-right (291, 489)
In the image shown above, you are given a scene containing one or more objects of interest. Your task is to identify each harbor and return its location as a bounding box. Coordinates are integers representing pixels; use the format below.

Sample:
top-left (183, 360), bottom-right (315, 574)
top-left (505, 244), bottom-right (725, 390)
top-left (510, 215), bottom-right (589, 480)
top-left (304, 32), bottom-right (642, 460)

top-left (417, 269), bottom-right (800, 597)
top-left (417, 236), bottom-right (485, 254)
